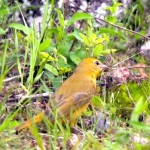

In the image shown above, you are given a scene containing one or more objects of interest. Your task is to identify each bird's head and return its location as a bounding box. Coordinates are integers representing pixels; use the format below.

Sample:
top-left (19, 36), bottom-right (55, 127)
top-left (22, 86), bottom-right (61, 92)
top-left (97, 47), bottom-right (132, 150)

top-left (75, 58), bottom-right (108, 78)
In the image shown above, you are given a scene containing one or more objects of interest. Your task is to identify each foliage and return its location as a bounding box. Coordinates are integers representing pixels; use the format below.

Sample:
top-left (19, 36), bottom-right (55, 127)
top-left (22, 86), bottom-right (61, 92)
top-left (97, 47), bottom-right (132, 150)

top-left (105, 80), bottom-right (150, 118)
top-left (0, 0), bottom-right (150, 149)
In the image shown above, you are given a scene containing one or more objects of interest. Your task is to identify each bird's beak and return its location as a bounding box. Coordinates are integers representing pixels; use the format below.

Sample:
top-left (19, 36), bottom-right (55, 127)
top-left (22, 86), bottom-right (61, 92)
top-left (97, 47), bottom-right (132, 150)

top-left (101, 64), bottom-right (109, 72)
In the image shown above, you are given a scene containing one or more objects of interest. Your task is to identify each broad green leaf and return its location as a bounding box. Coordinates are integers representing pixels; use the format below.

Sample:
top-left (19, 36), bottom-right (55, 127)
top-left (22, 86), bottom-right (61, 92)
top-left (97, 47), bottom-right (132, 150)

top-left (91, 96), bottom-right (104, 108)
top-left (79, 33), bottom-right (90, 46)
top-left (56, 26), bottom-right (64, 41)
top-left (0, 28), bottom-right (5, 35)
top-left (9, 23), bottom-right (31, 35)
top-left (99, 28), bottom-right (126, 39)
top-left (67, 12), bottom-right (93, 26)
top-left (130, 121), bottom-right (150, 131)
top-left (45, 64), bottom-right (58, 76)
top-left (130, 98), bottom-right (145, 122)
top-left (52, 76), bottom-right (62, 89)
top-left (0, 6), bottom-right (9, 16)
top-left (67, 30), bottom-right (83, 41)
top-left (110, 107), bottom-right (116, 114)
top-left (95, 38), bottom-right (105, 44)
top-left (70, 53), bottom-right (81, 65)
top-left (102, 33), bottom-right (109, 42)
top-left (56, 9), bottom-right (65, 27)
top-left (58, 54), bottom-right (67, 64)
top-left (134, 30), bottom-right (146, 40)
top-left (39, 39), bottom-right (51, 51)
top-left (100, 49), bottom-right (117, 55)
top-left (39, 52), bottom-right (55, 61)
top-left (89, 33), bottom-right (97, 43)
top-left (106, 3), bottom-right (122, 13)
top-left (75, 50), bottom-right (86, 59)
top-left (58, 67), bottom-right (72, 75)
top-left (112, 3), bottom-right (122, 13)
top-left (93, 44), bottom-right (103, 56)
top-left (105, 16), bottom-right (117, 23)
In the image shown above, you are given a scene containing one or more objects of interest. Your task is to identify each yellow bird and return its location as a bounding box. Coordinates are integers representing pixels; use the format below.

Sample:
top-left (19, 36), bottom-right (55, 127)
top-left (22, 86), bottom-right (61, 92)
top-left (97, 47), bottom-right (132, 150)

top-left (16, 58), bottom-right (107, 133)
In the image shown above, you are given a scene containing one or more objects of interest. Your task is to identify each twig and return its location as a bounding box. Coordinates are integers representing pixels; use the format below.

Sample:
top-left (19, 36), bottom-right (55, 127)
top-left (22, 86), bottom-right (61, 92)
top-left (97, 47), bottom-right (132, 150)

top-left (95, 18), bottom-right (150, 40)
top-left (69, 1), bottom-right (150, 40)
top-left (112, 52), bottom-right (141, 67)
top-left (127, 66), bottom-right (150, 69)
top-left (111, 66), bottom-right (150, 70)
top-left (3, 75), bottom-right (21, 83)
top-left (69, 39), bottom-right (77, 52)
top-left (16, 92), bottom-right (54, 99)
top-left (7, 92), bottom-right (54, 103)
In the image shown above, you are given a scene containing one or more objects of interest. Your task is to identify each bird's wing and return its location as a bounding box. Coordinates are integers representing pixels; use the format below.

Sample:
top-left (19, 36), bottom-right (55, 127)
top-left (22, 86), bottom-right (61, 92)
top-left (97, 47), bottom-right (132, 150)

top-left (56, 92), bottom-right (92, 117)
top-left (53, 77), bottom-right (96, 118)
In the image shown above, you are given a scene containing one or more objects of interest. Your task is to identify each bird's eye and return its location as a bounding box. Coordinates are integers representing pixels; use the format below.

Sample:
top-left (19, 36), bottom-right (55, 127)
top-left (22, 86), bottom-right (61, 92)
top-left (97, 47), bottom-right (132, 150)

top-left (95, 60), bottom-right (100, 65)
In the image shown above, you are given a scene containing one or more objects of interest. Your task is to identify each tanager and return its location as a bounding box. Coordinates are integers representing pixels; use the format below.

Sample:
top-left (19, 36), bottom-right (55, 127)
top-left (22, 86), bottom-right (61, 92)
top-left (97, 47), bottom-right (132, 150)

top-left (16, 58), bottom-right (107, 133)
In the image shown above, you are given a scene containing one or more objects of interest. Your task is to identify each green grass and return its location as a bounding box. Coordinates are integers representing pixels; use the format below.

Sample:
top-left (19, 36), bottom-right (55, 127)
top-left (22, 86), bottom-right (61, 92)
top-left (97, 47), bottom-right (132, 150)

top-left (0, 0), bottom-right (150, 149)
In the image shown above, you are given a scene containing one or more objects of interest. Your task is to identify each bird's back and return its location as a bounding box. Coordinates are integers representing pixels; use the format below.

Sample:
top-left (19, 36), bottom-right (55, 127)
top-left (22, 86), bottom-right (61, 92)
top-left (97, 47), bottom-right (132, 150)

top-left (52, 72), bottom-right (96, 123)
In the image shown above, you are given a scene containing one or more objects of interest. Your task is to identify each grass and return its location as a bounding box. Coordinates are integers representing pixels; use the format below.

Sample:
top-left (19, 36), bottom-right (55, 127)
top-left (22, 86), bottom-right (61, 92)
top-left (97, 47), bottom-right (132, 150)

top-left (0, 0), bottom-right (150, 149)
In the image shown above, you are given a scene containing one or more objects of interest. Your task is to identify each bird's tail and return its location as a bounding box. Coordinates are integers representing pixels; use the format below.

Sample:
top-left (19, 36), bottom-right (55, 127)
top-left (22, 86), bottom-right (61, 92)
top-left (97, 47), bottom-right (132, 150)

top-left (15, 111), bottom-right (45, 134)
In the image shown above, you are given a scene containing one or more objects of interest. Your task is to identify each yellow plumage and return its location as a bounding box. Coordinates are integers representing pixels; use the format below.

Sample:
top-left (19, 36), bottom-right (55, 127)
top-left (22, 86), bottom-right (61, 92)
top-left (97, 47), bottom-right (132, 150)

top-left (16, 58), bottom-right (107, 133)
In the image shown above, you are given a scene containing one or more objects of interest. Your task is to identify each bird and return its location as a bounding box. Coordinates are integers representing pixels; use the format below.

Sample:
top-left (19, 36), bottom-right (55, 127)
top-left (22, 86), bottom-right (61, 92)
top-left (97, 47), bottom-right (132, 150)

top-left (15, 58), bottom-right (107, 133)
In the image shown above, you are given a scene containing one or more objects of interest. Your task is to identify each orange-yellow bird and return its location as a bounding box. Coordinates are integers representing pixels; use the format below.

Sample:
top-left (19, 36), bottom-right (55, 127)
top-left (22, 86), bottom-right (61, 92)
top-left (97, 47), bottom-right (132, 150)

top-left (16, 58), bottom-right (107, 133)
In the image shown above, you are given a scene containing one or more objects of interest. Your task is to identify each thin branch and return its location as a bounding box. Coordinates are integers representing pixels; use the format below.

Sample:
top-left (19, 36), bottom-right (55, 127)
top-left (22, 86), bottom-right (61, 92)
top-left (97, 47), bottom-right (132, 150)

top-left (7, 92), bottom-right (54, 103)
top-left (3, 75), bottom-right (21, 83)
top-left (112, 52), bottom-right (141, 67)
top-left (69, 1), bottom-right (150, 40)
top-left (15, 92), bottom-right (54, 99)
top-left (127, 66), bottom-right (150, 69)
top-left (95, 18), bottom-right (150, 40)
top-left (111, 66), bottom-right (150, 70)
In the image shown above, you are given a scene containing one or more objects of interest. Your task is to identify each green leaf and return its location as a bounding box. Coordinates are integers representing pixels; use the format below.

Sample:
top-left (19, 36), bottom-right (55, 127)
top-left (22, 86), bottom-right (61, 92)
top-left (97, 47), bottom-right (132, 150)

top-left (0, 28), bottom-right (5, 35)
top-left (93, 44), bottom-right (103, 56)
top-left (99, 27), bottom-right (126, 39)
top-left (44, 64), bottom-right (58, 76)
top-left (0, 6), bottom-right (9, 16)
top-left (106, 3), bottom-right (122, 14)
top-left (130, 98), bottom-right (145, 122)
top-left (100, 49), bottom-right (117, 55)
top-left (39, 39), bottom-right (51, 51)
top-left (70, 53), bottom-right (81, 65)
top-left (34, 71), bottom-right (44, 83)
top-left (95, 38), bottom-right (105, 44)
top-left (58, 54), bottom-right (67, 64)
top-left (67, 12), bottom-right (93, 26)
top-left (105, 16), bottom-right (117, 23)
top-left (39, 52), bottom-right (55, 61)
top-left (130, 121), bottom-right (150, 131)
top-left (56, 26), bottom-right (64, 41)
top-left (110, 107), bottom-right (116, 114)
top-left (9, 23), bottom-right (31, 35)
top-left (91, 96), bottom-right (104, 108)
top-left (75, 50), bottom-right (86, 59)
top-left (79, 33), bottom-right (90, 46)
top-left (58, 41), bottom-right (70, 56)
top-left (52, 76), bottom-right (62, 89)
top-left (69, 50), bottom-right (86, 66)
top-left (58, 67), bottom-right (72, 75)
top-left (56, 9), bottom-right (65, 27)
top-left (112, 3), bottom-right (122, 13)
top-left (134, 30), bottom-right (146, 40)
top-left (67, 30), bottom-right (83, 41)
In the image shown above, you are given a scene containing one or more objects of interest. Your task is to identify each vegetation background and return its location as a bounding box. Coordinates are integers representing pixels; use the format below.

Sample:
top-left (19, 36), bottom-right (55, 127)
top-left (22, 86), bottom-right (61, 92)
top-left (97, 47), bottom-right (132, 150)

top-left (0, 0), bottom-right (150, 149)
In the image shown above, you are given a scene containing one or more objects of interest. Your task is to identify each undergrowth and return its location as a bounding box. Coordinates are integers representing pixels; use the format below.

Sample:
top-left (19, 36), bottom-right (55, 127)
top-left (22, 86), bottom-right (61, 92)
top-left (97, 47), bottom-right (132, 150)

top-left (0, 0), bottom-right (150, 149)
